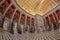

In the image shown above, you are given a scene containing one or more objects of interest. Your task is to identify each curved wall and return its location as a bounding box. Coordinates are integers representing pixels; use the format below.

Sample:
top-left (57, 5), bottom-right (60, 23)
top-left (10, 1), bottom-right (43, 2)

top-left (0, 0), bottom-right (60, 33)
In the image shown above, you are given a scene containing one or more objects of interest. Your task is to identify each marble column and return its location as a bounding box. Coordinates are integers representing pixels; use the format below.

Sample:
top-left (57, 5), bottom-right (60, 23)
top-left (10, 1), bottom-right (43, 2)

top-left (3, 3), bottom-right (13, 30)
top-left (54, 12), bottom-right (58, 20)
top-left (54, 12), bottom-right (59, 28)
top-left (9, 8), bottom-right (17, 33)
top-left (52, 13), bottom-right (56, 22)
top-left (30, 17), bottom-right (32, 33)
top-left (30, 17), bottom-right (31, 26)
top-left (3, 17), bottom-right (9, 31)
top-left (48, 16), bottom-right (52, 31)
top-left (58, 9), bottom-right (60, 31)
top-left (27, 25), bottom-right (29, 33)
top-left (25, 15), bottom-right (27, 33)
top-left (44, 18), bottom-right (47, 31)
top-left (10, 8), bottom-right (17, 25)
top-left (2, 3), bottom-right (13, 20)
top-left (2, 3), bottom-right (13, 27)
top-left (25, 15), bottom-right (27, 27)
top-left (17, 13), bottom-right (22, 34)
top-left (33, 18), bottom-right (35, 33)
top-left (21, 24), bottom-right (23, 34)
top-left (51, 13), bottom-right (56, 31)
top-left (34, 18), bottom-right (37, 34)
top-left (13, 22), bottom-right (17, 34)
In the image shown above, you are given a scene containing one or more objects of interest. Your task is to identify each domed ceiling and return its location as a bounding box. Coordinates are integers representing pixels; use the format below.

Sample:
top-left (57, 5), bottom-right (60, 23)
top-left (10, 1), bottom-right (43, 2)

top-left (16, 0), bottom-right (60, 16)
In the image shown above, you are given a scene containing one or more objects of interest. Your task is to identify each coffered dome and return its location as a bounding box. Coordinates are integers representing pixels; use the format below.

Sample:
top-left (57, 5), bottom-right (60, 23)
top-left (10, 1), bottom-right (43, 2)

top-left (16, 0), bottom-right (60, 16)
